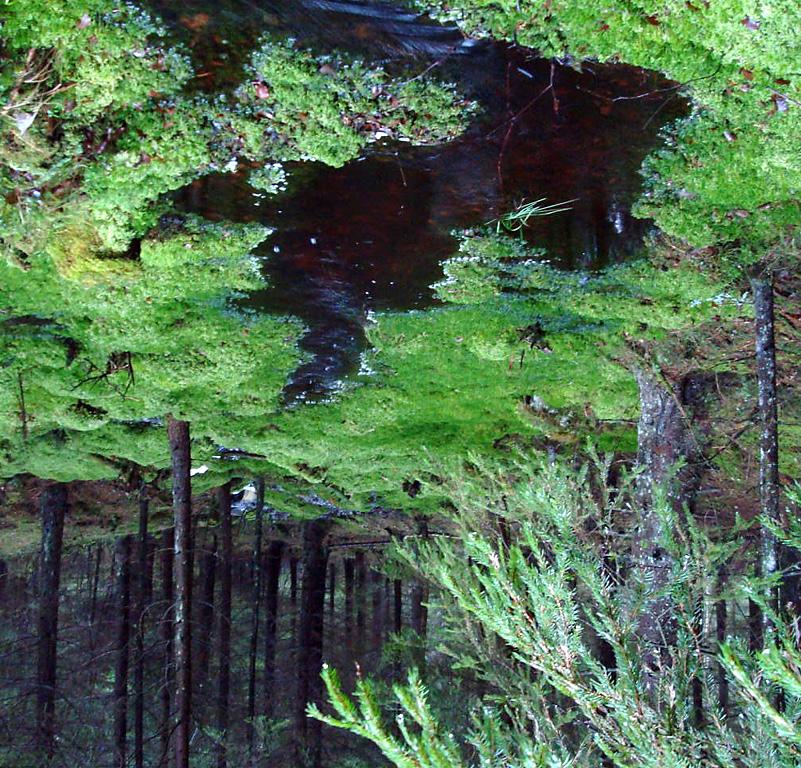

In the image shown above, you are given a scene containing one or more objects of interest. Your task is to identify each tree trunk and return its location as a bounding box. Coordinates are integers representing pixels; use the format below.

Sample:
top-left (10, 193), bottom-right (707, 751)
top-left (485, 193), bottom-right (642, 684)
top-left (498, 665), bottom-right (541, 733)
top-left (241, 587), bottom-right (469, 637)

top-left (752, 273), bottom-right (781, 640)
top-left (36, 482), bottom-right (67, 761)
top-left (247, 479), bottom-right (265, 753)
top-left (393, 579), bottom-right (403, 634)
top-left (113, 535), bottom-right (132, 768)
top-left (371, 569), bottom-right (383, 653)
top-left (159, 528), bottom-right (174, 768)
top-left (344, 557), bottom-right (354, 640)
top-left (196, 530), bottom-right (217, 690)
top-left (632, 369), bottom-right (699, 687)
top-left (716, 568), bottom-right (729, 712)
top-left (89, 544), bottom-right (102, 626)
top-left (168, 416), bottom-right (192, 768)
top-left (216, 482), bottom-right (233, 768)
top-left (355, 550), bottom-right (366, 655)
top-left (134, 488), bottom-right (148, 768)
top-left (263, 540), bottom-right (284, 717)
top-left (295, 521), bottom-right (330, 768)
top-left (328, 563), bottom-right (336, 615)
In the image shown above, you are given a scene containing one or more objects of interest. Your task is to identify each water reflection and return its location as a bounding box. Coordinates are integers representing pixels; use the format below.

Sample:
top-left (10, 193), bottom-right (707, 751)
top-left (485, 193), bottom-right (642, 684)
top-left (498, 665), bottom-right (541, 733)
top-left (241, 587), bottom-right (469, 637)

top-left (0, 504), bottom-right (419, 767)
top-left (178, 43), bottom-right (685, 400)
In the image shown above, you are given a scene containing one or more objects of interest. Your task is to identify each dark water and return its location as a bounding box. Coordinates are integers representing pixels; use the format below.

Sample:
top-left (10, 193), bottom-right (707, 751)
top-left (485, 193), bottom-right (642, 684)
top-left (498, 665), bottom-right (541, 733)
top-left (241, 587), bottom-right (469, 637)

top-left (0, 515), bottom-right (417, 767)
top-left (158, 0), bottom-right (686, 400)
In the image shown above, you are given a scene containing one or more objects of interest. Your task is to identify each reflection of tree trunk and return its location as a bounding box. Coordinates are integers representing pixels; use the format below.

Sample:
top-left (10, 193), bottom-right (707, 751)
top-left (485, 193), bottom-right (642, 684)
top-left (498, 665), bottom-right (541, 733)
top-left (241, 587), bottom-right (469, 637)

top-left (159, 528), bottom-right (174, 768)
top-left (168, 416), bottom-right (193, 768)
top-left (196, 531), bottom-right (217, 690)
top-left (632, 369), bottom-right (698, 690)
top-left (328, 563), bottom-right (336, 614)
top-left (716, 568), bottom-right (729, 711)
top-left (134, 489), bottom-right (148, 768)
top-left (752, 273), bottom-right (781, 641)
top-left (36, 482), bottom-right (67, 761)
top-left (355, 551), bottom-right (366, 655)
top-left (393, 579), bottom-right (402, 634)
top-left (216, 483), bottom-right (233, 768)
top-left (90, 544), bottom-right (102, 625)
top-left (343, 557), bottom-right (354, 633)
top-left (371, 570), bottom-right (383, 653)
top-left (295, 521), bottom-right (330, 768)
top-left (113, 535), bottom-right (132, 768)
top-left (247, 479), bottom-right (265, 753)
top-left (263, 540), bottom-right (284, 717)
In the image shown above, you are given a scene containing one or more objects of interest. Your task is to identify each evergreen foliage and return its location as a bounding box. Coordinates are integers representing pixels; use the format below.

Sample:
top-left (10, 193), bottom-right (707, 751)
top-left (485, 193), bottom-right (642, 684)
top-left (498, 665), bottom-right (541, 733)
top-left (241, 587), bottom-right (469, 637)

top-left (316, 460), bottom-right (801, 767)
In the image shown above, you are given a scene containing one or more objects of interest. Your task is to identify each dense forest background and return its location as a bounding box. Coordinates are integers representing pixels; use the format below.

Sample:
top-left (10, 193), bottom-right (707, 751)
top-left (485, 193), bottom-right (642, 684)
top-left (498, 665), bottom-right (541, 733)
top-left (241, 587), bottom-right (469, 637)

top-left (1, 0), bottom-right (801, 766)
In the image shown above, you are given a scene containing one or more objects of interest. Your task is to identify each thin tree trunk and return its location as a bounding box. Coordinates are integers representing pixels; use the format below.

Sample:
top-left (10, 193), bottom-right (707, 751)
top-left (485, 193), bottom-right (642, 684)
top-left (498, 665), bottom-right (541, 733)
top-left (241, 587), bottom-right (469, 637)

top-left (89, 544), bottom-right (102, 625)
top-left (355, 551), bottom-right (366, 655)
top-left (247, 479), bottom-right (265, 754)
top-left (195, 531), bottom-right (217, 690)
top-left (371, 569), bottom-right (383, 652)
top-left (716, 568), bottom-right (729, 712)
top-left (168, 416), bottom-right (192, 768)
top-left (393, 579), bottom-right (403, 634)
top-left (113, 535), bottom-right (132, 768)
top-left (263, 540), bottom-right (284, 717)
top-left (295, 520), bottom-right (330, 768)
top-left (328, 563), bottom-right (336, 614)
top-left (344, 558), bottom-right (354, 640)
top-left (36, 483), bottom-right (67, 761)
top-left (159, 528), bottom-right (175, 768)
top-left (134, 488), bottom-right (148, 768)
top-left (216, 482), bottom-right (233, 768)
top-left (752, 273), bottom-right (781, 641)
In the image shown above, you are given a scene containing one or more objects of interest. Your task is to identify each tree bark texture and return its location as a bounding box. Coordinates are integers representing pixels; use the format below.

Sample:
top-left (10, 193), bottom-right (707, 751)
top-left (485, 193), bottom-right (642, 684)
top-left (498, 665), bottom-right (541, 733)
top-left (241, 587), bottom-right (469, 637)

top-left (113, 535), bottom-right (132, 768)
top-left (263, 540), bottom-right (284, 717)
top-left (216, 482), bottom-right (233, 768)
top-left (295, 520), bottom-right (330, 768)
top-left (36, 483), bottom-right (67, 761)
top-left (168, 416), bottom-right (192, 768)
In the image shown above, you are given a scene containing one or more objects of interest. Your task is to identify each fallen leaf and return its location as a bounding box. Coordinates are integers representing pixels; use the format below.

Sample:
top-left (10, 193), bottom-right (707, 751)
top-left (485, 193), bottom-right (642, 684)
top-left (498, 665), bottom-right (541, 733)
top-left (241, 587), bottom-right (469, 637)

top-left (253, 82), bottom-right (271, 99)
top-left (77, 13), bottom-right (91, 29)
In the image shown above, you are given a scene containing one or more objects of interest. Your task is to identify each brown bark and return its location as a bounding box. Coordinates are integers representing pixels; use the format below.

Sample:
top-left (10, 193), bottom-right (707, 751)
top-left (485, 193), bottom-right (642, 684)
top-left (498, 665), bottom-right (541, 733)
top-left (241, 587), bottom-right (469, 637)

top-left (195, 531), bottom-right (217, 689)
top-left (134, 488), bottom-right (148, 768)
top-left (216, 482), bottom-right (233, 768)
top-left (263, 540), bottom-right (284, 717)
top-left (247, 479), bottom-right (265, 753)
top-left (113, 535), bottom-right (132, 768)
top-left (36, 482), bottom-right (67, 761)
top-left (295, 520), bottom-right (330, 768)
top-left (168, 416), bottom-right (192, 768)
top-left (159, 528), bottom-right (174, 768)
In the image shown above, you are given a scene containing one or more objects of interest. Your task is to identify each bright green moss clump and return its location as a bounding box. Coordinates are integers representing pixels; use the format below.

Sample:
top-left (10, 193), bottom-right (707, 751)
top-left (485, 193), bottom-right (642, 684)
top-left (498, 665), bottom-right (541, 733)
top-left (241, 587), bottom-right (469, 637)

top-left (222, 232), bottom-right (743, 513)
top-left (236, 39), bottom-right (471, 167)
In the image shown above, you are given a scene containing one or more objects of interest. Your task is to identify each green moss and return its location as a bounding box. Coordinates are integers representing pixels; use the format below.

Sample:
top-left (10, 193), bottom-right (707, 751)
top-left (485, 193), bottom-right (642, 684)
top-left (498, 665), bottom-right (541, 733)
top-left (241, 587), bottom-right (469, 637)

top-left (234, 39), bottom-right (471, 167)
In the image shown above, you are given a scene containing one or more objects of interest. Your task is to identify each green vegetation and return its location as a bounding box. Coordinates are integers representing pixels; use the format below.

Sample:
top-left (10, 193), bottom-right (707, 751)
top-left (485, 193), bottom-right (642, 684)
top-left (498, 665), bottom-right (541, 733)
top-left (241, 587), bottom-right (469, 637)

top-left (316, 463), bottom-right (801, 768)
top-left (424, 0), bottom-right (801, 259)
